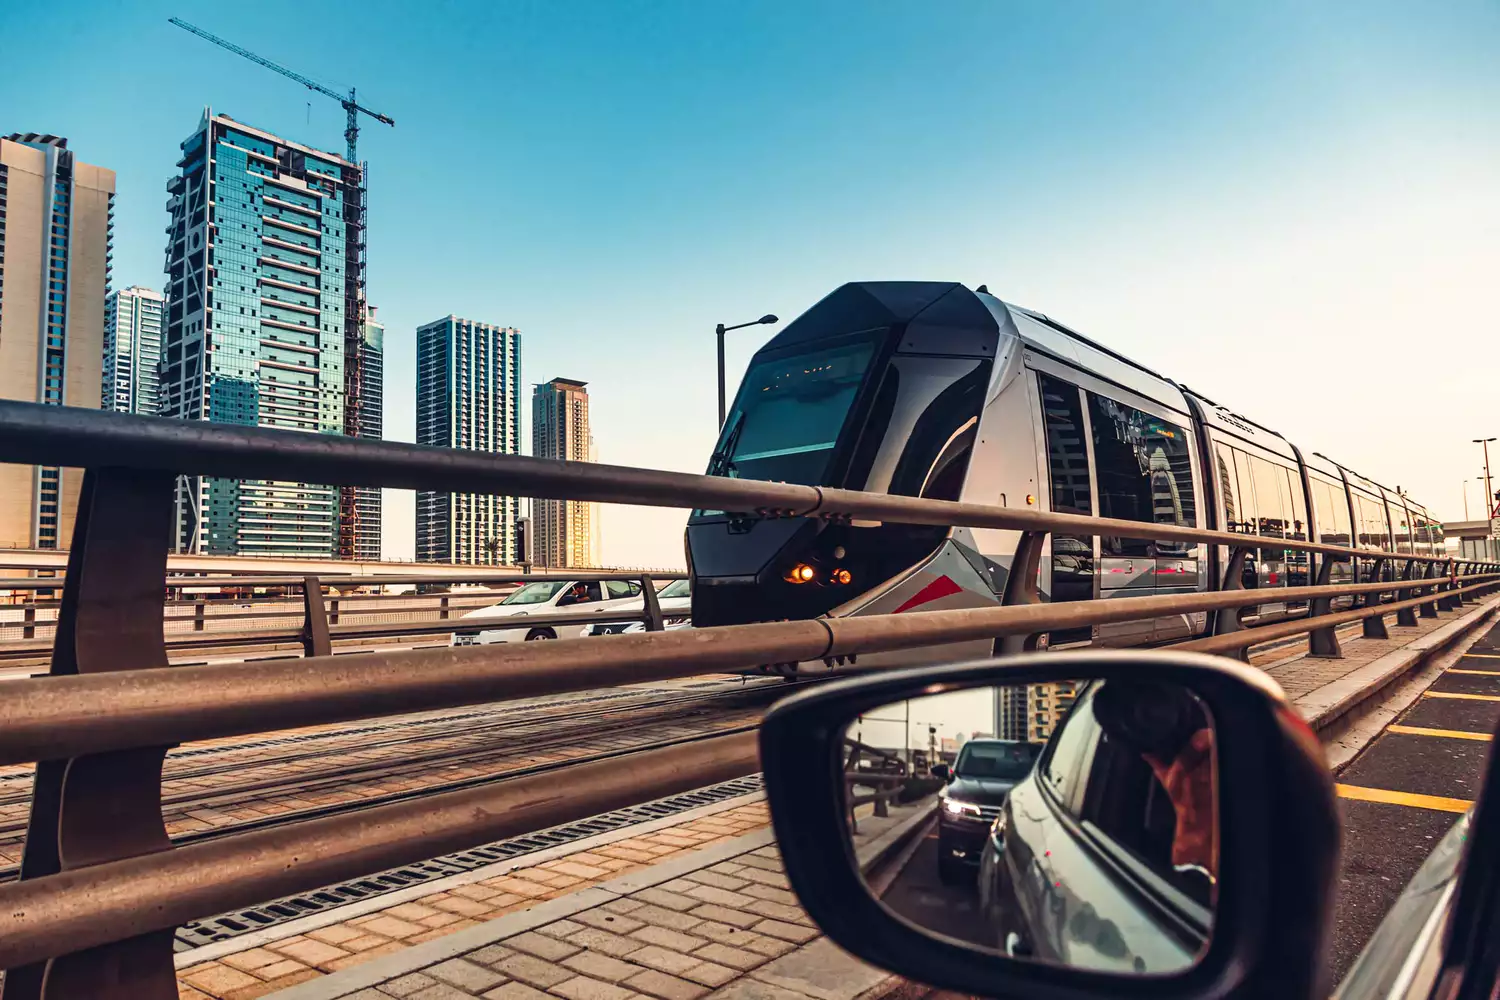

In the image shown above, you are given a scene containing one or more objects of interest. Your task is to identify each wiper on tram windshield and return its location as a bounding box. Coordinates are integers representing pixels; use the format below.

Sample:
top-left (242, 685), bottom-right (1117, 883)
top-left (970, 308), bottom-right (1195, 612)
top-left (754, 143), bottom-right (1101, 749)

top-left (707, 412), bottom-right (745, 478)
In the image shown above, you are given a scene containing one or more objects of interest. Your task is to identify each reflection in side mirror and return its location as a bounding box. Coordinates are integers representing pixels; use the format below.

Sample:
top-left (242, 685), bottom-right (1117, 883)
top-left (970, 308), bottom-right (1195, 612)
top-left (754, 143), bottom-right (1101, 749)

top-left (842, 678), bottom-right (1217, 975)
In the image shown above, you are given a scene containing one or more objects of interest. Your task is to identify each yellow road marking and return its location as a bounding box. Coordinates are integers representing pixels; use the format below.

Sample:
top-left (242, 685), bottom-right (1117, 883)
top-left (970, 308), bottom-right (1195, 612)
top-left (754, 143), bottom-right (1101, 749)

top-left (1388, 725), bottom-right (1492, 742)
top-left (1449, 669), bottom-right (1500, 676)
top-left (1461, 652), bottom-right (1500, 659)
top-left (1336, 784), bottom-right (1473, 813)
top-left (1424, 692), bottom-right (1500, 702)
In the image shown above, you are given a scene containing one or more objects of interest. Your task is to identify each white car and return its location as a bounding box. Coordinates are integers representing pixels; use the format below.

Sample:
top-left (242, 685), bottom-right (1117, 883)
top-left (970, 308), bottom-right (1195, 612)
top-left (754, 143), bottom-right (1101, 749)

top-left (589, 578), bottom-right (693, 636)
top-left (451, 579), bottom-right (646, 645)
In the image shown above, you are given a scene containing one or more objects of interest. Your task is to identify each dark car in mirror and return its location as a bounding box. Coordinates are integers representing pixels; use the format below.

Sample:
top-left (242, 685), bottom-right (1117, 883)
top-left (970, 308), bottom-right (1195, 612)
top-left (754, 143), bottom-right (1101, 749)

top-left (759, 650), bottom-right (1340, 1000)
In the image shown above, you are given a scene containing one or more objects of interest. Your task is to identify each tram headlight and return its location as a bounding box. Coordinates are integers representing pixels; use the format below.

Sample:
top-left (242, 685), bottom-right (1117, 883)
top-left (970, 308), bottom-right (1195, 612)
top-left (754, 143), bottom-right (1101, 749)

top-left (785, 563), bottom-right (816, 584)
top-left (830, 568), bottom-right (852, 585)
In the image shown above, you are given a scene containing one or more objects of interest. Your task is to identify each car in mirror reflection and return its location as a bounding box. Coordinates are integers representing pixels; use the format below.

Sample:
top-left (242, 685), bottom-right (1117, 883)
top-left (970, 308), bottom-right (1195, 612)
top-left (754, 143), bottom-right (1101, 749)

top-left (849, 678), bottom-right (1217, 976)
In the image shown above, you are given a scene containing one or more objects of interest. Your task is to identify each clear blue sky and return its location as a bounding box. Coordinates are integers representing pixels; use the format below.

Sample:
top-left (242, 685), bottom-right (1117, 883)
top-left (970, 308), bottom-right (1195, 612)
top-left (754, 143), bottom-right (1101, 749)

top-left (4, 1), bottom-right (1497, 565)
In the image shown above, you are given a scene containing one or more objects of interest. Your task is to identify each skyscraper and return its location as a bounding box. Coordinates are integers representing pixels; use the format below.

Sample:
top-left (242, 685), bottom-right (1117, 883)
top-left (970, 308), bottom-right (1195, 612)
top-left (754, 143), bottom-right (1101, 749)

top-left (341, 303), bottom-right (383, 560)
top-left (0, 133), bottom-right (114, 550)
top-left (415, 316), bottom-right (522, 564)
top-left (532, 377), bottom-right (597, 568)
top-left (102, 285), bottom-right (165, 415)
top-left (159, 111), bottom-right (365, 557)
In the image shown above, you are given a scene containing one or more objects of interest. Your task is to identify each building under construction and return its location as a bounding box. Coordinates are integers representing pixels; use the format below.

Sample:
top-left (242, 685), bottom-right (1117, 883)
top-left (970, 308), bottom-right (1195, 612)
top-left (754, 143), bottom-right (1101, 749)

top-left (160, 111), bottom-right (375, 557)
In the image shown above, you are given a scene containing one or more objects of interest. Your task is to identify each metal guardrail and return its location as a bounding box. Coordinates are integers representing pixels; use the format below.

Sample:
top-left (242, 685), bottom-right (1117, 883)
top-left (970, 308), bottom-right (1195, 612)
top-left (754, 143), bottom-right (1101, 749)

top-left (0, 399), bottom-right (1495, 997)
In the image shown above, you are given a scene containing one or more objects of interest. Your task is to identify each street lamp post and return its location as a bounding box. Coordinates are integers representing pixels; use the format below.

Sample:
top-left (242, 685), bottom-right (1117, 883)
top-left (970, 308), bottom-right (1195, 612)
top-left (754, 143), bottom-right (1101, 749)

top-left (716, 314), bottom-right (779, 429)
top-left (1477, 439), bottom-right (1496, 520)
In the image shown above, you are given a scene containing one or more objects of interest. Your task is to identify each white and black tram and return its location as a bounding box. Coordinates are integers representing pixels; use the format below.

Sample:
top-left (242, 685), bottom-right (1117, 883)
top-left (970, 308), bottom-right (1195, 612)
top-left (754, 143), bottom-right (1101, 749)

top-left (686, 281), bottom-right (1443, 669)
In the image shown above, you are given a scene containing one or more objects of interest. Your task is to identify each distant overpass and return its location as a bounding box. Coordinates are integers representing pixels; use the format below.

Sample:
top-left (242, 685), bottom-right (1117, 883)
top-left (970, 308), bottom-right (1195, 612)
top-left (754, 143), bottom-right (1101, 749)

top-left (0, 548), bottom-right (681, 580)
top-left (1444, 520), bottom-right (1497, 540)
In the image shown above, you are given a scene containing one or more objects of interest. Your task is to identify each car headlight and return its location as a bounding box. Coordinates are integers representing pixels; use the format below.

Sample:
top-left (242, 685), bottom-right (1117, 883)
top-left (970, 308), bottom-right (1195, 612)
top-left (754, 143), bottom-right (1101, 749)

top-left (943, 798), bottom-right (982, 817)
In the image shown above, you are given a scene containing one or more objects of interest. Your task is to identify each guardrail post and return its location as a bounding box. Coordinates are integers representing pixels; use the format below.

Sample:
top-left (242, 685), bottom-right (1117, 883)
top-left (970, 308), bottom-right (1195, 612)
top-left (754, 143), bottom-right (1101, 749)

top-left (1395, 560), bottom-right (1419, 628)
top-left (1439, 561), bottom-right (1461, 611)
top-left (1307, 555), bottom-right (1342, 658)
top-left (1213, 546), bottom-right (1255, 662)
top-left (440, 595), bottom-right (450, 620)
top-left (0, 468), bottom-right (177, 1000)
top-left (997, 531), bottom-right (1046, 654)
top-left (1420, 562), bottom-right (1440, 618)
top-left (1458, 562), bottom-right (1476, 604)
top-left (22, 603), bottom-right (34, 640)
top-left (193, 600), bottom-right (205, 632)
top-left (640, 575), bottom-right (664, 632)
top-left (300, 576), bottom-right (331, 658)
top-left (329, 595), bottom-right (341, 626)
top-left (1360, 558), bottom-right (1389, 639)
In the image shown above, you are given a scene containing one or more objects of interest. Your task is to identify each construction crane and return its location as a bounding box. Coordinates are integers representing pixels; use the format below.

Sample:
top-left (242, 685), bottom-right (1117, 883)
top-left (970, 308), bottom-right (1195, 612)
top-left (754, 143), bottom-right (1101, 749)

top-left (168, 17), bottom-right (393, 163)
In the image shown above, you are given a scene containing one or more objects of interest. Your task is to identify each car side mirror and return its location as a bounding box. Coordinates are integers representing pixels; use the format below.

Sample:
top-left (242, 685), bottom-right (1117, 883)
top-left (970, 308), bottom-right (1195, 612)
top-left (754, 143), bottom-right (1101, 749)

top-left (930, 763), bottom-right (950, 781)
top-left (758, 649), bottom-right (1339, 1000)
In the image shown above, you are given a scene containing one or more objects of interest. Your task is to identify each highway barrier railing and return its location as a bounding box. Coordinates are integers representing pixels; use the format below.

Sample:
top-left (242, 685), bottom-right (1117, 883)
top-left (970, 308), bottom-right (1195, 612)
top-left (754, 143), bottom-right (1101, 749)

top-left (0, 399), bottom-right (1494, 998)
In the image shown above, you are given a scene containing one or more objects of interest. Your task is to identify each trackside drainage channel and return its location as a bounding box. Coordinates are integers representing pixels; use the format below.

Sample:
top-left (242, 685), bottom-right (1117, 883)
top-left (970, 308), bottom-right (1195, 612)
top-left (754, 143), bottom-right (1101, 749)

top-left (173, 774), bottom-right (765, 951)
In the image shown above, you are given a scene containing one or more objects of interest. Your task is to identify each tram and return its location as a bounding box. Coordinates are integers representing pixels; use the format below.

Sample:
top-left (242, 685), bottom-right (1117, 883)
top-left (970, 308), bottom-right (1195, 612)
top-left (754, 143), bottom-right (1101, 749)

top-left (686, 281), bottom-right (1442, 669)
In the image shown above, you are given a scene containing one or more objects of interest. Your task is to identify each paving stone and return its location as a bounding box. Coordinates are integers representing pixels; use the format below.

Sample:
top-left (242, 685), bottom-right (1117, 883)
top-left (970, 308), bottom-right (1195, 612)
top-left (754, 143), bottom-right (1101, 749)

top-left (468, 945), bottom-right (516, 968)
top-left (564, 950), bottom-right (645, 983)
top-left (180, 964), bottom-right (262, 994)
top-left (566, 927), bottom-right (645, 958)
top-left (633, 888), bottom-right (701, 912)
top-left (575, 908), bottom-right (647, 934)
top-left (627, 945), bottom-right (702, 977)
top-left (377, 972), bottom-right (440, 997)
top-left (751, 920), bottom-right (818, 945)
top-left (741, 900), bottom-right (806, 925)
top-left (407, 984), bottom-right (483, 1000)
top-left (551, 975), bottom-right (639, 1000)
top-left (705, 863), bottom-right (746, 877)
top-left (632, 925), bottom-right (710, 953)
top-left (274, 937), bottom-right (352, 967)
top-left (732, 856), bottom-right (784, 874)
top-left (491, 953), bottom-right (573, 989)
top-left (738, 885), bottom-right (797, 906)
top-left (427, 958), bottom-right (506, 992)
top-left (689, 905), bottom-right (761, 930)
top-left (343, 990), bottom-right (392, 1000)
top-left (742, 936), bottom-right (795, 959)
top-left (537, 919), bottom-right (589, 939)
top-left (692, 943), bottom-right (765, 972)
top-left (626, 968), bottom-right (711, 1000)
top-left (602, 898), bottom-right (646, 915)
top-left (482, 983), bottom-right (553, 1000)
top-left (702, 980), bottom-right (809, 1000)
top-left (628, 904), bottom-right (706, 932)
top-left (734, 869), bottom-right (791, 890)
top-left (361, 915), bottom-right (430, 939)
top-left (680, 963), bottom-right (738, 988)
top-left (260, 957), bottom-right (312, 978)
top-left (682, 871), bottom-right (748, 892)
top-left (507, 931), bottom-right (582, 962)
top-left (220, 947), bottom-right (284, 972)
top-left (749, 938), bottom-right (889, 1000)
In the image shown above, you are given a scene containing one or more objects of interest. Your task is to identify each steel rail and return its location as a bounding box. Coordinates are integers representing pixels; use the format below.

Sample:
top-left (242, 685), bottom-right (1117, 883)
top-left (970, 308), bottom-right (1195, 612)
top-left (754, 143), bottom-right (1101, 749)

top-left (0, 399), bottom-right (1465, 567)
top-left (0, 731), bottom-right (761, 970)
top-left (0, 573), bottom-right (1492, 767)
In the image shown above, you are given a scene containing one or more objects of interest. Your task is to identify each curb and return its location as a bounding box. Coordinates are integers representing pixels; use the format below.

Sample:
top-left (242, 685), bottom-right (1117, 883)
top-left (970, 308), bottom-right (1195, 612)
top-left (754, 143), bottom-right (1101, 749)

top-left (1301, 596), bottom-right (1500, 744)
top-left (855, 799), bottom-right (939, 877)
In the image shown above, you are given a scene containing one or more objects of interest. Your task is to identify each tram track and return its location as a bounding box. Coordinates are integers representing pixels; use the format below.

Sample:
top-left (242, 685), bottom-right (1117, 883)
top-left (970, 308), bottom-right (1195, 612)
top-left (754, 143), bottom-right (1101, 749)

top-left (0, 678), bottom-right (807, 881)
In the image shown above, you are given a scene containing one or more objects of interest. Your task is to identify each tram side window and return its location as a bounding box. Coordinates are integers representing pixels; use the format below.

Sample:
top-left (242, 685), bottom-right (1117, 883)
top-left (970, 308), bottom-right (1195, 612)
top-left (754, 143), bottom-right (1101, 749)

top-left (1282, 467), bottom-right (1310, 586)
top-left (1039, 374), bottom-right (1095, 613)
top-left (1310, 477), bottom-right (1352, 548)
top-left (1391, 506), bottom-right (1413, 554)
top-left (1086, 393), bottom-right (1196, 558)
top-left (1232, 450), bottom-right (1287, 568)
top-left (1217, 445), bottom-right (1248, 535)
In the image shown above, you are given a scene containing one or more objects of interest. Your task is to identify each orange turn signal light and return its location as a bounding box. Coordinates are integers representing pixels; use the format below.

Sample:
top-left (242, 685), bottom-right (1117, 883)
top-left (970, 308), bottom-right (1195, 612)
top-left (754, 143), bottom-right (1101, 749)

top-left (785, 563), bottom-right (816, 584)
top-left (831, 568), bottom-right (852, 585)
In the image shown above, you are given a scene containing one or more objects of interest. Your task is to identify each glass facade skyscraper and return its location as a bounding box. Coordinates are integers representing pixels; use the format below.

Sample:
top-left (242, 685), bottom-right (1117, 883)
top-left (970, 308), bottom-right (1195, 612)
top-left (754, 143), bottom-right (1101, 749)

top-left (0, 133), bottom-right (114, 550)
top-left (102, 285), bottom-right (165, 415)
top-left (160, 111), bottom-right (363, 557)
top-left (416, 316), bottom-right (522, 564)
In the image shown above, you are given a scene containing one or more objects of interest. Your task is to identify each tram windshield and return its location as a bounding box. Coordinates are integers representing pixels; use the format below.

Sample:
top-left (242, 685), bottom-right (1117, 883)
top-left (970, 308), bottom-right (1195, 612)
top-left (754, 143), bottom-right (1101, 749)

top-left (707, 333), bottom-right (879, 486)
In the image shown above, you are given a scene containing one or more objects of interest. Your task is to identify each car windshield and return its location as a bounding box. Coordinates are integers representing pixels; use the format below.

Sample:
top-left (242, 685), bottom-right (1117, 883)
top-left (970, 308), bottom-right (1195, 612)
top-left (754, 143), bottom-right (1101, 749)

top-left (707, 334), bottom-right (879, 487)
top-left (658, 579), bottom-right (690, 599)
top-left (953, 741), bottom-right (1038, 780)
top-left (501, 581), bottom-right (569, 605)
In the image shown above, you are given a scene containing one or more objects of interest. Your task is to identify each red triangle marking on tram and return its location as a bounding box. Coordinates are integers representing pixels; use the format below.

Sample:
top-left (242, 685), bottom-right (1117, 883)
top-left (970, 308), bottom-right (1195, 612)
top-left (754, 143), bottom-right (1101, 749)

top-left (893, 575), bottom-right (963, 614)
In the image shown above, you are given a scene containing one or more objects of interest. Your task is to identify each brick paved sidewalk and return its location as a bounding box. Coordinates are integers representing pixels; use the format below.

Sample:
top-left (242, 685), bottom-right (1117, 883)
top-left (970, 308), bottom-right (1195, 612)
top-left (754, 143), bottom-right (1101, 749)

top-left (261, 830), bottom-right (892, 1000)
